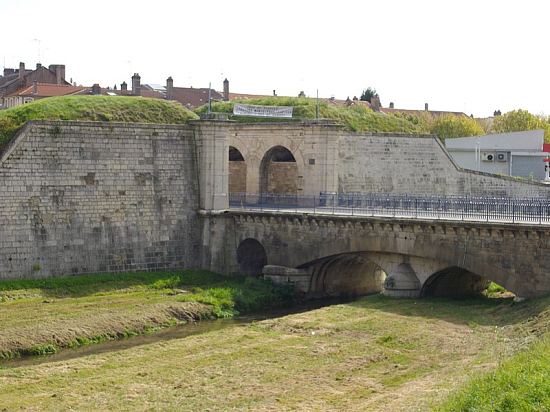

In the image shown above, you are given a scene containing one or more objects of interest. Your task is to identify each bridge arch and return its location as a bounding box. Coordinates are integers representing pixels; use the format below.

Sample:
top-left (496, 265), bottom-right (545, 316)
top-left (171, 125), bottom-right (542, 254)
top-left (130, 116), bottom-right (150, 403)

top-left (302, 253), bottom-right (386, 298)
top-left (229, 146), bottom-right (247, 194)
top-left (236, 238), bottom-right (267, 276)
top-left (260, 146), bottom-right (299, 195)
top-left (421, 266), bottom-right (489, 298)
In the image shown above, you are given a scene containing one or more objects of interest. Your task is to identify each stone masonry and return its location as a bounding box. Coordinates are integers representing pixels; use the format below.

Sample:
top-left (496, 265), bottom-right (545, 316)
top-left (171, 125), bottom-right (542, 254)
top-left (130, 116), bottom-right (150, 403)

top-left (212, 210), bottom-right (550, 298)
top-left (2, 118), bottom-right (550, 298)
top-left (0, 121), bottom-right (200, 278)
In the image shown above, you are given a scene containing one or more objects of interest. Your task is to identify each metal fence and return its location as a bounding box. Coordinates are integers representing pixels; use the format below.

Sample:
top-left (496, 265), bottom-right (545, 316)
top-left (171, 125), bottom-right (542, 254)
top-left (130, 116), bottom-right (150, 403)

top-left (228, 192), bottom-right (550, 224)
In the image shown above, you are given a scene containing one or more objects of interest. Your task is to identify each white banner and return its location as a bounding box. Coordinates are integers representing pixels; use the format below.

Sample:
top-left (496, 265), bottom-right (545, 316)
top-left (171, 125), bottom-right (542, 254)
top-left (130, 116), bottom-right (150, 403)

top-left (233, 103), bottom-right (293, 118)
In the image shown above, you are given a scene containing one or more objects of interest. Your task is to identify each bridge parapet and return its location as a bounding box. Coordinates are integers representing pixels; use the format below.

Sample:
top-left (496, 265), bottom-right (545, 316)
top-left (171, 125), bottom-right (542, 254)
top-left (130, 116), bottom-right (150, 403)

top-left (229, 192), bottom-right (550, 225)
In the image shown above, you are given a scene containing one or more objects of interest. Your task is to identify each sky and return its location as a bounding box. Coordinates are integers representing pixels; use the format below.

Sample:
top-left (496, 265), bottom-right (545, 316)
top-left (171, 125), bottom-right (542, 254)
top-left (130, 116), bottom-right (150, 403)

top-left (0, 0), bottom-right (548, 117)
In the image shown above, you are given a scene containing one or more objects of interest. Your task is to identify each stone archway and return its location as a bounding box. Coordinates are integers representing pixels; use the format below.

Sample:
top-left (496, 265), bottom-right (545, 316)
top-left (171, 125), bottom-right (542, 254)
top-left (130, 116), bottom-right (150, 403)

top-left (229, 146), bottom-right (247, 194)
top-left (307, 253), bottom-right (386, 298)
top-left (260, 146), bottom-right (298, 195)
top-left (236, 238), bottom-right (268, 276)
top-left (421, 266), bottom-right (489, 298)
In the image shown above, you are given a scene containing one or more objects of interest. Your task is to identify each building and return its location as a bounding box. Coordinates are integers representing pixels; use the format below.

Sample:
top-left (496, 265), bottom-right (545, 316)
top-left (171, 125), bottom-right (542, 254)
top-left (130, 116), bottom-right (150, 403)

top-left (165, 76), bottom-right (223, 108)
top-left (3, 82), bottom-right (89, 108)
top-left (445, 130), bottom-right (548, 180)
top-left (0, 62), bottom-right (70, 107)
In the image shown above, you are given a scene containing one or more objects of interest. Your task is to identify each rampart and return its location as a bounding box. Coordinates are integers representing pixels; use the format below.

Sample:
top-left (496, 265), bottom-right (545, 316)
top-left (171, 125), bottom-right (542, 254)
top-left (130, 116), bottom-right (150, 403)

top-left (0, 121), bottom-right (200, 278)
top-left (1, 119), bottom-right (550, 281)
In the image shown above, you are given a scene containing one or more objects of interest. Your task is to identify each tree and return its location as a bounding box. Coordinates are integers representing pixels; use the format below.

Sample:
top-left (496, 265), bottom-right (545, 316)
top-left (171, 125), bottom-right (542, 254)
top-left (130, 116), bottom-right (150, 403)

top-left (492, 109), bottom-right (550, 141)
top-left (430, 115), bottom-right (484, 140)
top-left (360, 87), bottom-right (378, 103)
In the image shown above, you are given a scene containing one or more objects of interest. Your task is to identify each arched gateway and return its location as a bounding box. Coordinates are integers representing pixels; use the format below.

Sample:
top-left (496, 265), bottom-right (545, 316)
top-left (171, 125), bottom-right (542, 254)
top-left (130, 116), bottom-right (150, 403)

top-left (260, 146), bottom-right (298, 195)
top-left (229, 146), bottom-right (246, 194)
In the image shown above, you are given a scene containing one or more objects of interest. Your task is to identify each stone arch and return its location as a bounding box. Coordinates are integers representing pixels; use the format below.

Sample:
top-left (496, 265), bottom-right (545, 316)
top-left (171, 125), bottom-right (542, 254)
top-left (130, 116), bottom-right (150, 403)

top-left (260, 146), bottom-right (298, 195)
top-left (236, 238), bottom-right (267, 276)
top-left (306, 253), bottom-right (386, 298)
top-left (229, 146), bottom-right (247, 194)
top-left (420, 266), bottom-right (489, 298)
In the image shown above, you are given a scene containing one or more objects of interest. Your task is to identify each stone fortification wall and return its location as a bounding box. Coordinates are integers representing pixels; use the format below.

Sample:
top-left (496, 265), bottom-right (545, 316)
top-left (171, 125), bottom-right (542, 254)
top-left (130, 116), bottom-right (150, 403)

top-left (338, 133), bottom-right (550, 198)
top-left (0, 121), bottom-right (200, 279)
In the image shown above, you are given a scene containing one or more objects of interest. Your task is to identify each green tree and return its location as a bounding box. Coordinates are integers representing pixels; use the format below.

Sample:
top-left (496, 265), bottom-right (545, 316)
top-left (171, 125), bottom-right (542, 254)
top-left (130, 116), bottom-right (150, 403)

top-left (492, 109), bottom-right (550, 141)
top-left (360, 87), bottom-right (378, 102)
top-left (430, 115), bottom-right (484, 140)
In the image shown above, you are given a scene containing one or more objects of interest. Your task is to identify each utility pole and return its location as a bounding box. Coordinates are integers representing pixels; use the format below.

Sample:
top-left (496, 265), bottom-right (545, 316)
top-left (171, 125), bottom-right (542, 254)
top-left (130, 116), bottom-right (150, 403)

top-left (316, 89), bottom-right (320, 119)
top-left (208, 82), bottom-right (212, 114)
top-left (33, 38), bottom-right (42, 63)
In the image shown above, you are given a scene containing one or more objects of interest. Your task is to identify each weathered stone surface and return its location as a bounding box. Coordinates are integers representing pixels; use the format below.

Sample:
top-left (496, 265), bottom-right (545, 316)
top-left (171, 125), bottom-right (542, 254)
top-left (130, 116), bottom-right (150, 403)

top-left (0, 121), bottom-right (201, 278)
top-left (214, 211), bottom-right (550, 298)
top-left (2, 118), bottom-right (550, 300)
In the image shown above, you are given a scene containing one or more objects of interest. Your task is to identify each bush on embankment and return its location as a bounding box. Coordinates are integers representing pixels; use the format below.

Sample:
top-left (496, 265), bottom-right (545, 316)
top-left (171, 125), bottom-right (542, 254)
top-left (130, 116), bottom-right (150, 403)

top-left (195, 97), bottom-right (425, 133)
top-left (0, 95), bottom-right (199, 147)
top-left (0, 270), bottom-right (293, 360)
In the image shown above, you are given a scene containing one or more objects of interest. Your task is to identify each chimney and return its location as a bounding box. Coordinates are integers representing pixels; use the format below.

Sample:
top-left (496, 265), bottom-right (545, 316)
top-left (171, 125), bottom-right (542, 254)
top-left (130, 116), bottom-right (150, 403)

top-left (131, 73), bottom-right (141, 96)
top-left (57, 65), bottom-right (65, 84)
top-left (370, 95), bottom-right (381, 111)
top-left (424, 102), bottom-right (429, 111)
top-left (36, 63), bottom-right (42, 69)
top-left (166, 76), bottom-right (174, 100)
top-left (19, 62), bottom-right (25, 79)
top-left (32, 80), bottom-right (38, 95)
top-left (3, 68), bottom-right (15, 77)
top-left (223, 78), bottom-right (229, 101)
top-left (389, 102), bottom-right (394, 109)
top-left (48, 64), bottom-right (65, 84)
top-left (92, 83), bottom-right (101, 95)
top-left (121, 81), bottom-right (127, 91)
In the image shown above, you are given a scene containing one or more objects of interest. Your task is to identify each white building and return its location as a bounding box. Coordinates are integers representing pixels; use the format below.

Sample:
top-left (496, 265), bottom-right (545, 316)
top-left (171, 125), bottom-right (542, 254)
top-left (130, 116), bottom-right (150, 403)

top-left (445, 130), bottom-right (548, 180)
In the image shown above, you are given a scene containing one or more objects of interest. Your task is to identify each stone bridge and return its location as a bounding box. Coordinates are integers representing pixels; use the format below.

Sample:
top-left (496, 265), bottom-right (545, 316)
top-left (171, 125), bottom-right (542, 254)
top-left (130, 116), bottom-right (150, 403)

top-left (204, 210), bottom-right (550, 299)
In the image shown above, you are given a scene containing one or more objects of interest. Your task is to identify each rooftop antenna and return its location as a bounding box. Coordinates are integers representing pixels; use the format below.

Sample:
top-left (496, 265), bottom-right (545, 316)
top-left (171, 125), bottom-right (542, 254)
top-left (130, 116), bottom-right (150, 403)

top-left (208, 82), bottom-right (212, 114)
top-left (33, 38), bottom-right (42, 63)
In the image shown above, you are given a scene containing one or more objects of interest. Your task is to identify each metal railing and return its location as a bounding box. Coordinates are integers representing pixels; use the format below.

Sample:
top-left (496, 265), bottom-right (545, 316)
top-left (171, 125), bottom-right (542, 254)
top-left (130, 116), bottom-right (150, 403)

top-left (228, 192), bottom-right (550, 225)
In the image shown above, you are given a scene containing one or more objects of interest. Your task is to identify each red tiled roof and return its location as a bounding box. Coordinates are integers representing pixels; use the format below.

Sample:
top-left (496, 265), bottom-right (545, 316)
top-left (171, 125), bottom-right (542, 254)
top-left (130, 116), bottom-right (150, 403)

top-left (9, 83), bottom-right (88, 98)
top-left (141, 89), bottom-right (164, 99)
top-left (170, 87), bottom-right (223, 108)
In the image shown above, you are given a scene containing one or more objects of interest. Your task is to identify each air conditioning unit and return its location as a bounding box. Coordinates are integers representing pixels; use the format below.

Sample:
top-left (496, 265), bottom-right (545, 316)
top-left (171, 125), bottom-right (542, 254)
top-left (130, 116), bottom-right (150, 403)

top-left (481, 152), bottom-right (495, 162)
top-left (496, 152), bottom-right (507, 162)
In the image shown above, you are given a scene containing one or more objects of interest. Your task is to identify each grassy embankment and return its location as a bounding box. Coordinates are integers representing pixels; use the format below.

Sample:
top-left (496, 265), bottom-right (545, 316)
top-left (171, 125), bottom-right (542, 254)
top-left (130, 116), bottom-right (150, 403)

top-left (0, 288), bottom-right (548, 411)
top-left (0, 270), bottom-right (292, 360)
top-left (195, 96), bottom-right (427, 133)
top-left (0, 95), bottom-right (199, 147)
top-left (438, 335), bottom-right (550, 411)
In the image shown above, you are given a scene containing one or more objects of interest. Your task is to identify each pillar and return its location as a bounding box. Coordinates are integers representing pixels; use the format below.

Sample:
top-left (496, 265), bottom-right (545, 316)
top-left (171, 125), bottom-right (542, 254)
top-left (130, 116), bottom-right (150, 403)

top-left (191, 119), bottom-right (231, 210)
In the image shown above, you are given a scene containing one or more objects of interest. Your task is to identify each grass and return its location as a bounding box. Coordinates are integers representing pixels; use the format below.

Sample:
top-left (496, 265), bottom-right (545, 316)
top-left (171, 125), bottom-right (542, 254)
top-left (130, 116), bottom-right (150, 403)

top-left (195, 96), bottom-right (427, 133)
top-left (437, 336), bottom-right (550, 411)
top-left (0, 95), bottom-right (199, 147)
top-left (0, 270), bottom-right (292, 360)
top-left (0, 293), bottom-right (548, 410)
